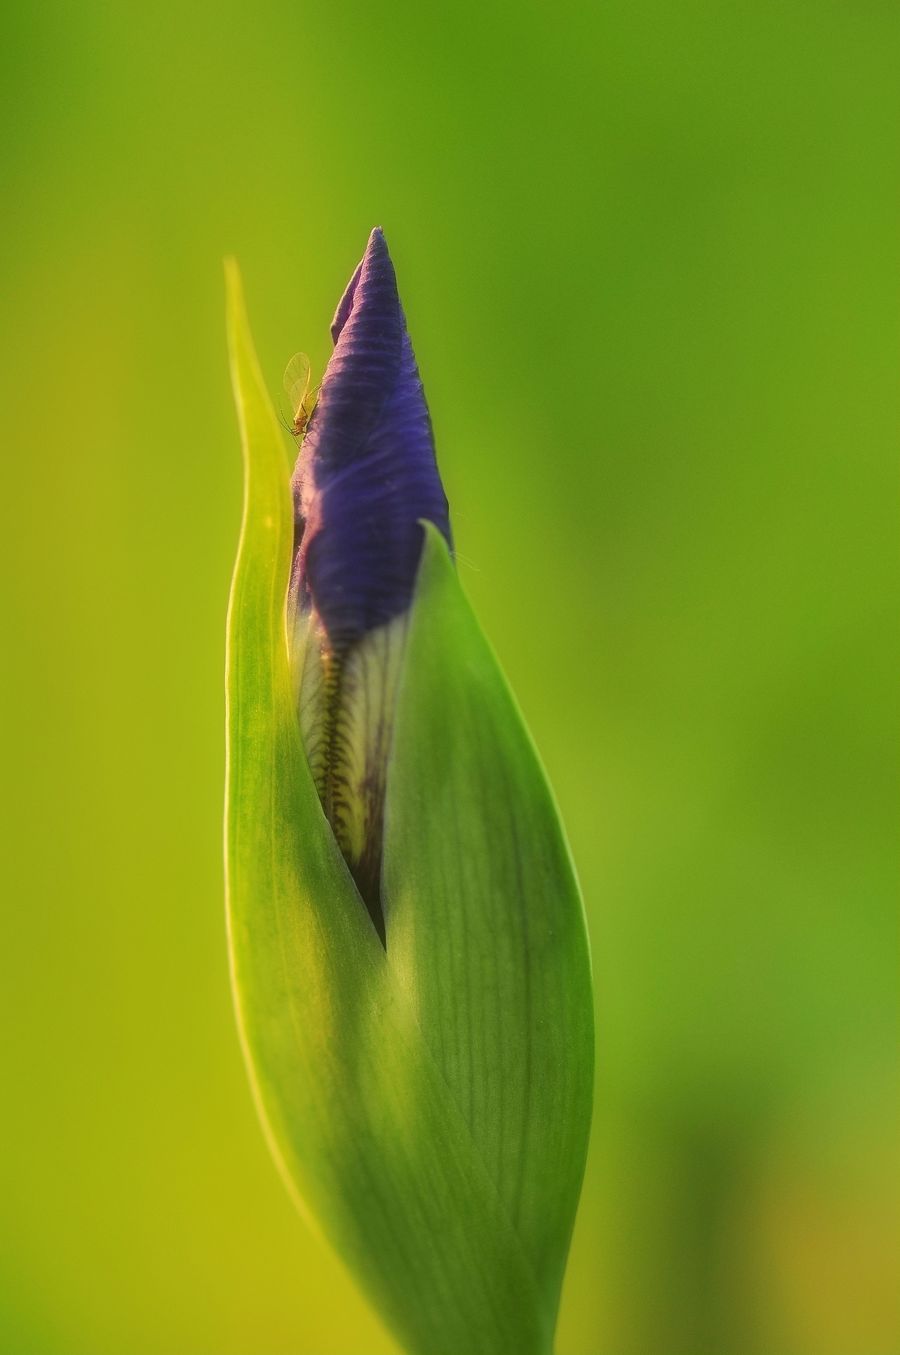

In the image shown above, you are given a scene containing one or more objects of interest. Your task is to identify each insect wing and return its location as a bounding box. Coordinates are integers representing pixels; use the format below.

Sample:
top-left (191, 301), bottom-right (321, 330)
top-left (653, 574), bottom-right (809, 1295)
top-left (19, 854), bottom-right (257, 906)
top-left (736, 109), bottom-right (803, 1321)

top-left (283, 352), bottom-right (312, 428)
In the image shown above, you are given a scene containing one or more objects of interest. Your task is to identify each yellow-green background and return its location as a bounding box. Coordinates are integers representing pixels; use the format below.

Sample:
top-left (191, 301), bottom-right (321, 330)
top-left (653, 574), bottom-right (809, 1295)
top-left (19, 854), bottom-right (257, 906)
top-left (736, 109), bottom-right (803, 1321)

top-left (2, 2), bottom-right (897, 1352)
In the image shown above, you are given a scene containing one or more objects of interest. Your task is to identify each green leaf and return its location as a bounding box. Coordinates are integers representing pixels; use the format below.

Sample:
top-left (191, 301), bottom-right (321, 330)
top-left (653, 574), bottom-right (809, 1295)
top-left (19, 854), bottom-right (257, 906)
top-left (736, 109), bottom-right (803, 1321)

top-left (225, 260), bottom-right (593, 1355)
top-left (385, 525), bottom-right (594, 1325)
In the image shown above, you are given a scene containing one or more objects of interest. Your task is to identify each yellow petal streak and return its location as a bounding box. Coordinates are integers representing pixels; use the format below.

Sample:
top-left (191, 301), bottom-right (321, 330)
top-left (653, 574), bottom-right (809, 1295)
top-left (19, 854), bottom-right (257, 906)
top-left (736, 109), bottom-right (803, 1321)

top-left (291, 612), bottom-right (409, 935)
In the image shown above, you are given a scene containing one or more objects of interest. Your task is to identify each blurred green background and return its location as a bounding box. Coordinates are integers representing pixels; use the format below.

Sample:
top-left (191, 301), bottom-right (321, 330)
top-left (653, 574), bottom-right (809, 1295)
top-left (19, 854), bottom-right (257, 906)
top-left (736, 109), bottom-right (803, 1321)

top-left (2, 1), bottom-right (897, 1352)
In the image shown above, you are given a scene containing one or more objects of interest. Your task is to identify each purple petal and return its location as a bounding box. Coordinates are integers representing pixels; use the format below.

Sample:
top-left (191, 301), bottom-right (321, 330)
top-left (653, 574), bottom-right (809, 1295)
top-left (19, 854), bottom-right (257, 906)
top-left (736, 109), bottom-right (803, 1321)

top-left (291, 227), bottom-right (452, 649)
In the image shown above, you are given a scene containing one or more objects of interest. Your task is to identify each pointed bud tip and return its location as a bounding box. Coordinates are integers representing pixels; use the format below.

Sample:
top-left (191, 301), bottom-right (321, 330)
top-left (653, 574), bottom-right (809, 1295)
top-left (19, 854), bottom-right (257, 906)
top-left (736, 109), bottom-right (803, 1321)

top-left (362, 225), bottom-right (392, 278)
top-left (330, 228), bottom-right (394, 344)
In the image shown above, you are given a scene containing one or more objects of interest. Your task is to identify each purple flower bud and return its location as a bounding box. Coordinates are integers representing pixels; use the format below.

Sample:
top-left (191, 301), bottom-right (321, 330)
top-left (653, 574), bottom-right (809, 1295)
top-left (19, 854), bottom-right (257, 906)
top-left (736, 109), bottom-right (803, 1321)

top-left (290, 227), bottom-right (452, 651)
top-left (288, 229), bottom-right (452, 939)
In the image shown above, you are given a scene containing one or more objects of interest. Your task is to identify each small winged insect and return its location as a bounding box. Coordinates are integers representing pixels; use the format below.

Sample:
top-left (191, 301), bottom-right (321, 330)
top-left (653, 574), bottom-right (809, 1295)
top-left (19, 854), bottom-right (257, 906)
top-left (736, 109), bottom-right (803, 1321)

top-left (283, 352), bottom-right (317, 438)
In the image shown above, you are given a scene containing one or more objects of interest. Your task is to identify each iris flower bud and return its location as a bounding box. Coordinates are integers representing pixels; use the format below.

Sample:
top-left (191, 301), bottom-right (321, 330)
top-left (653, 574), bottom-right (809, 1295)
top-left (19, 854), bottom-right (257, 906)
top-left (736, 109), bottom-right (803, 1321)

top-left (225, 234), bottom-right (593, 1355)
top-left (289, 228), bottom-right (451, 940)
